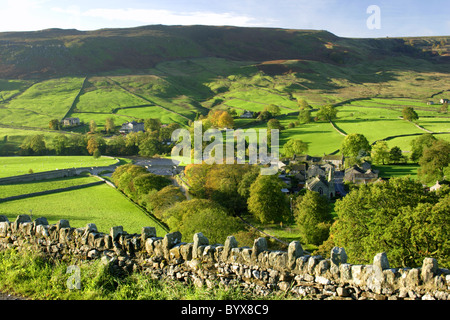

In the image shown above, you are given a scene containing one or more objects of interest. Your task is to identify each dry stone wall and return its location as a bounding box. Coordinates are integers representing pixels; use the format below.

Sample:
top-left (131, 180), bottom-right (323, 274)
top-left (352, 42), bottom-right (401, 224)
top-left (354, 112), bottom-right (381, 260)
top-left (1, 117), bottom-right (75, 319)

top-left (0, 214), bottom-right (449, 300)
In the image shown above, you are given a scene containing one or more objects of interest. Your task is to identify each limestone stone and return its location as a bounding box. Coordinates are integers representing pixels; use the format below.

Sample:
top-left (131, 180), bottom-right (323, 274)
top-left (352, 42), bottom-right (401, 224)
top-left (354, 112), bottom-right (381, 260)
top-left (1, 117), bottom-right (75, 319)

top-left (373, 252), bottom-right (390, 271)
top-left (222, 235), bottom-right (238, 261)
top-left (193, 233), bottom-right (209, 259)
top-left (110, 226), bottom-right (123, 241)
top-left (251, 237), bottom-right (267, 262)
top-left (288, 241), bottom-right (303, 269)
top-left (422, 258), bottom-right (438, 284)
top-left (330, 247), bottom-right (347, 266)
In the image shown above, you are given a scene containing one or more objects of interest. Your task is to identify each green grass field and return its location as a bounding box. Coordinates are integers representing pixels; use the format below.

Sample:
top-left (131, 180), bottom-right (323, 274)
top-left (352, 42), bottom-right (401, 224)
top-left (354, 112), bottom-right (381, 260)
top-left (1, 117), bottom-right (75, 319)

top-left (0, 183), bottom-right (167, 236)
top-left (0, 156), bottom-right (118, 178)
top-left (0, 77), bottom-right (84, 128)
top-left (0, 175), bottom-right (99, 199)
top-left (373, 164), bottom-right (420, 179)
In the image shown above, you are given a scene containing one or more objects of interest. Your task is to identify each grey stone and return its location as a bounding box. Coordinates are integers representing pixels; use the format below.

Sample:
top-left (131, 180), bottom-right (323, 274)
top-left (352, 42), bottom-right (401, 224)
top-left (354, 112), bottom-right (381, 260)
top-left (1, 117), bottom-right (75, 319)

top-left (110, 226), bottom-right (123, 241)
top-left (422, 258), bottom-right (438, 284)
top-left (330, 247), bottom-right (347, 266)
top-left (141, 226), bottom-right (156, 239)
top-left (373, 252), bottom-right (390, 271)
top-left (193, 233), bottom-right (209, 259)
top-left (222, 235), bottom-right (238, 261)
top-left (251, 237), bottom-right (267, 262)
top-left (288, 241), bottom-right (303, 269)
top-left (57, 219), bottom-right (70, 230)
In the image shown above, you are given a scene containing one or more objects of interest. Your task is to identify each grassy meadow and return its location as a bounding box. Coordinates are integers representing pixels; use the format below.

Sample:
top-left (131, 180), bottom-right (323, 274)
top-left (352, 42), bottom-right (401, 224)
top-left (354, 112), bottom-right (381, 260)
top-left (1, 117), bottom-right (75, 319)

top-left (0, 156), bottom-right (118, 178)
top-left (0, 175), bottom-right (99, 199)
top-left (0, 182), bottom-right (167, 236)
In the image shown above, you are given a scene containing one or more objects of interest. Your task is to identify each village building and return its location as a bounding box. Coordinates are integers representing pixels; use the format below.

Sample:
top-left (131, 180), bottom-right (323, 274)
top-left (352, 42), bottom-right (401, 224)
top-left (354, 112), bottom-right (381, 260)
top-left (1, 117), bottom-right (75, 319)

top-left (306, 164), bottom-right (326, 179)
top-left (119, 121), bottom-right (145, 134)
top-left (430, 180), bottom-right (450, 192)
top-left (240, 110), bottom-right (254, 118)
top-left (344, 164), bottom-right (379, 184)
top-left (62, 117), bottom-right (80, 127)
top-left (322, 154), bottom-right (345, 170)
top-left (305, 168), bottom-right (335, 199)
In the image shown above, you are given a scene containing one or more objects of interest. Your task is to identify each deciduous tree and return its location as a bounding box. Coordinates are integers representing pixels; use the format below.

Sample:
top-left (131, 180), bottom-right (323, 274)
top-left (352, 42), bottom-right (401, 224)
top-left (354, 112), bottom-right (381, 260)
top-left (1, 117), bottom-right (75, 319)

top-left (418, 139), bottom-right (450, 183)
top-left (283, 139), bottom-right (309, 157)
top-left (402, 107), bottom-right (419, 122)
top-left (247, 175), bottom-right (289, 224)
top-left (340, 133), bottom-right (371, 158)
top-left (317, 105), bottom-right (338, 121)
top-left (371, 140), bottom-right (390, 165)
top-left (294, 190), bottom-right (333, 245)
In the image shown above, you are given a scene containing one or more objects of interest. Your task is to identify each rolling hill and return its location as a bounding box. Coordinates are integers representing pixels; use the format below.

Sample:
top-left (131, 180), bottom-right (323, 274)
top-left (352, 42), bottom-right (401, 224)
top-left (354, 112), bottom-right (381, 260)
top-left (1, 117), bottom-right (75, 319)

top-left (0, 25), bottom-right (449, 155)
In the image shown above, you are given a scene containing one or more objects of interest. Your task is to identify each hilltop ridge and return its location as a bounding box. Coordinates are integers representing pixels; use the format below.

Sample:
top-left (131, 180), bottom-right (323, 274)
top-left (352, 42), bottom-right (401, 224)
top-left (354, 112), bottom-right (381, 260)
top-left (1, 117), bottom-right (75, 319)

top-left (0, 24), bottom-right (447, 79)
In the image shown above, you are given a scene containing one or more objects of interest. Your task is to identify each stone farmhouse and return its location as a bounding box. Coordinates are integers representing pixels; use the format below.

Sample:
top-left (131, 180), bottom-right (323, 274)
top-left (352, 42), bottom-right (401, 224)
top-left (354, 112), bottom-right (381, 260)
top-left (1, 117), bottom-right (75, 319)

top-left (240, 110), bottom-right (254, 118)
top-left (62, 117), bottom-right (80, 127)
top-left (119, 121), bottom-right (145, 134)
top-left (344, 164), bottom-right (379, 184)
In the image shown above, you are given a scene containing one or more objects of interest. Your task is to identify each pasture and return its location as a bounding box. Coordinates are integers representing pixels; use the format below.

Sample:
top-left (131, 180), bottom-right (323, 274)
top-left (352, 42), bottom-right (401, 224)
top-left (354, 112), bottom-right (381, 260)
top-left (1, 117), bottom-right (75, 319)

top-left (0, 183), bottom-right (167, 236)
top-left (0, 175), bottom-right (98, 199)
top-left (0, 77), bottom-right (84, 128)
top-left (0, 156), bottom-right (118, 178)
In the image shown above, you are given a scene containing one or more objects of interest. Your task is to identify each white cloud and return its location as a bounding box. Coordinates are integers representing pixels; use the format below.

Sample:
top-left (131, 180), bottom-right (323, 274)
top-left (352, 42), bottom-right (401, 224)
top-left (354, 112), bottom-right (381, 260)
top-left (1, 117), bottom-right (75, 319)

top-left (54, 7), bottom-right (270, 28)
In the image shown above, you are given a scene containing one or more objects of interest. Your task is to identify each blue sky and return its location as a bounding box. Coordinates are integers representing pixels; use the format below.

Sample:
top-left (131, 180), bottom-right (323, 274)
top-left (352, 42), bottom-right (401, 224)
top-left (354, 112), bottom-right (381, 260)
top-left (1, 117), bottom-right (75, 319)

top-left (1, 0), bottom-right (449, 37)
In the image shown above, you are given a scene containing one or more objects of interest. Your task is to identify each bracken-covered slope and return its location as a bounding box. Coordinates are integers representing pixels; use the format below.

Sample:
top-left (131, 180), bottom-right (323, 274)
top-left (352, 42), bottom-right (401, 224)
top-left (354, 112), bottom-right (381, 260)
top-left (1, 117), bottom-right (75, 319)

top-left (0, 24), bottom-right (448, 79)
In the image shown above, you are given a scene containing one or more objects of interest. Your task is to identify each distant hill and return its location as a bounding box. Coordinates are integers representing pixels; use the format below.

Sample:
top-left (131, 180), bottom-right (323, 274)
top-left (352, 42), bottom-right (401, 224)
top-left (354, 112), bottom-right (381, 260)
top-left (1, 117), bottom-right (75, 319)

top-left (0, 24), bottom-right (448, 79)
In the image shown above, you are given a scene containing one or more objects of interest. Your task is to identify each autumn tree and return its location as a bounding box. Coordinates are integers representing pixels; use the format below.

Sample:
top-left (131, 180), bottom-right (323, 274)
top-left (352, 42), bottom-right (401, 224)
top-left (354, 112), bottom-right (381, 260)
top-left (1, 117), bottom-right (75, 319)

top-left (217, 110), bottom-right (234, 128)
top-left (49, 119), bottom-right (60, 130)
top-left (87, 136), bottom-right (99, 155)
top-left (105, 117), bottom-right (115, 134)
top-left (208, 110), bottom-right (234, 128)
top-left (204, 164), bottom-right (250, 214)
top-left (145, 185), bottom-right (186, 219)
top-left (89, 120), bottom-right (98, 133)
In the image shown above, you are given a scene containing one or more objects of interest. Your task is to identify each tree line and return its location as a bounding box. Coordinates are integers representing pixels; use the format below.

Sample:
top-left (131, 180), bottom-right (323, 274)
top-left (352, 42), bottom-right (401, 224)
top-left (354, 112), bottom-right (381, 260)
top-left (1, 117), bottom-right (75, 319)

top-left (0, 118), bottom-right (181, 158)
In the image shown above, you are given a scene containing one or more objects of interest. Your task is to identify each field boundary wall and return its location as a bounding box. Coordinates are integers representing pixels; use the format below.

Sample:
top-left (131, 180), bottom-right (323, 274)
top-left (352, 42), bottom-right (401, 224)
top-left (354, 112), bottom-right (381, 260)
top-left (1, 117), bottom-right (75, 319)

top-left (0, 214), bottom-right (448, 300)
